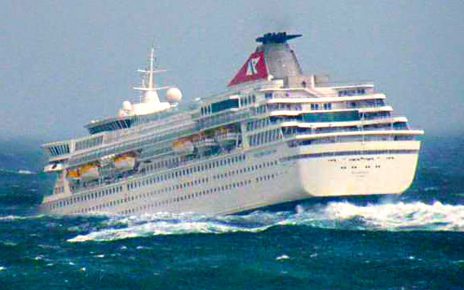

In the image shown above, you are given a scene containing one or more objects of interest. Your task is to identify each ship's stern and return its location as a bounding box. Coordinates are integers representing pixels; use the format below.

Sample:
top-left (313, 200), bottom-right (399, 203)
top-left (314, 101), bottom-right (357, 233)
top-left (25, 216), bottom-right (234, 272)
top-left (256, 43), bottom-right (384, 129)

top-left (294, 140), bottom-right (421, 197)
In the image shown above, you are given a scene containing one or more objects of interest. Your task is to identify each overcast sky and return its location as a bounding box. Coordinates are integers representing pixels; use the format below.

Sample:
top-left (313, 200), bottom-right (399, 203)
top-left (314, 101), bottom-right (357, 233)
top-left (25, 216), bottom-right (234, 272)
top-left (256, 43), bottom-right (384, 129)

top-left (1, 0), bottom-right (463, 141)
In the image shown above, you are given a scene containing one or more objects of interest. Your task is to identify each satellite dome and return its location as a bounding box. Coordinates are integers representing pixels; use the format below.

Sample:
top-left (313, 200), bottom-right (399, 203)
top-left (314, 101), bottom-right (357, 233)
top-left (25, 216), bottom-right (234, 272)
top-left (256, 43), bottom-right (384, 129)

top-left (122, 101), bottom-right (132, 111)
top-left (166, 87), bottom-right (182, 103)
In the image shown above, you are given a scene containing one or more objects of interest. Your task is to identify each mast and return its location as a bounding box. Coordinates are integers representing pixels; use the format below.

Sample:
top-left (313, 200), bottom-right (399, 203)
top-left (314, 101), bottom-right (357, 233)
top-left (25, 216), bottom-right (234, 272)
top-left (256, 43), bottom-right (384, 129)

top-left (133, 47), bottom-right (168, 93)
top-left (148, 47), bottom-right (155, 90)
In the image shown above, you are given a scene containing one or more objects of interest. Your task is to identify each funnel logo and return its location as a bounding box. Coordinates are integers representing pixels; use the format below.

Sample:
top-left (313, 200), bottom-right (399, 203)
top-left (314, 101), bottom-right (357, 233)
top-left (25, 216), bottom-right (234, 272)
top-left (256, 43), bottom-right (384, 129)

top-left (228, 51), bottom-right (268, 87)
top-left (246, 57), bottom-right (260, 76)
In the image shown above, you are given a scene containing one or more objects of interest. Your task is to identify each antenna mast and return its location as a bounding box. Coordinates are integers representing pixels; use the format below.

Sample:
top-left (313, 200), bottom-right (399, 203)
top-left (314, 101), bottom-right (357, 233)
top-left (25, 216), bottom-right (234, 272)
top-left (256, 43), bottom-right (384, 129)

top-left (133, 46), bottom-right (168, 92)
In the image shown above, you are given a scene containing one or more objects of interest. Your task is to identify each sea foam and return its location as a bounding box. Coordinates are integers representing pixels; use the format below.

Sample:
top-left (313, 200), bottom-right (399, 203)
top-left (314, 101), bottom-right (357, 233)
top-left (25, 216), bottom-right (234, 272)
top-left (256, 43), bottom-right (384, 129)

top-left (67, 201), bottom-right (464, 242)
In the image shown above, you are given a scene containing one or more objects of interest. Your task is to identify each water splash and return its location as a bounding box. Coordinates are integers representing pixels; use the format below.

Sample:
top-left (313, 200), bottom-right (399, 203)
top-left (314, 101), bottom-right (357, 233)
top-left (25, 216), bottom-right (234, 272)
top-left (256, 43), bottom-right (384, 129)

top-left (67, 201), bottom-right (464, 242)
top-left (320, 201), bottom-right (464, 231)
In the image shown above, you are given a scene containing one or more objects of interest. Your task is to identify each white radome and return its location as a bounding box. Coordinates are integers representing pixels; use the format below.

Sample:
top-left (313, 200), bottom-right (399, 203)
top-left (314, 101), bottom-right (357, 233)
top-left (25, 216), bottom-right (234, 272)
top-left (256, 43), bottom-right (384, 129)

top-left (122, 101), bottom-right (132, 111)
top-left (166, 87), bottom-right (182, 103)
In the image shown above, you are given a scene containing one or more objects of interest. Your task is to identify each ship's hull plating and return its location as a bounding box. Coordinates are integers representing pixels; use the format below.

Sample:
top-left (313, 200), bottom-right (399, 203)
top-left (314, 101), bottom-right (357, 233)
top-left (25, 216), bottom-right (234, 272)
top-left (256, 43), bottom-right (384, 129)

top-left (40, 140), bottom-right (421, 216)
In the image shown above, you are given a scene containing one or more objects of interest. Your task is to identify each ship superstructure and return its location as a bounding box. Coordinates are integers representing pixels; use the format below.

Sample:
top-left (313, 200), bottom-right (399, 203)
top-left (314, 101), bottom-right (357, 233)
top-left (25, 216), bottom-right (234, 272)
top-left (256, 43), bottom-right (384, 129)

top-left (41, 33), bottom-right (424, 215)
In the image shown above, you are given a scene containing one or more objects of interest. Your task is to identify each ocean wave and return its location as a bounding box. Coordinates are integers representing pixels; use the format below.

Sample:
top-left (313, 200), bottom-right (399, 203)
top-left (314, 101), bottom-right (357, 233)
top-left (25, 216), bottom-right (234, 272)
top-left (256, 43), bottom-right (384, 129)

top-left (0, 214), bottom-right (47, 221)
top-left (0, 215), bottom-right (29, 221)
top-left (317, 201), bottom-right (464, 231)
top-left (67, 201), bottom-right (464, 242)
top-left (0, 168), bottom-right (35, 175)
top-left (68, 217), bottom-right (273, 242)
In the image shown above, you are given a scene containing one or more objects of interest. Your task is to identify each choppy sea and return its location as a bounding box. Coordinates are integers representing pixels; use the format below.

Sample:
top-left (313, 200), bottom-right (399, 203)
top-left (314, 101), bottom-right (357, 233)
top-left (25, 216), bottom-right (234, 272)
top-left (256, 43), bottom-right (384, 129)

top-left (0, 136), bottom-right (463, 289)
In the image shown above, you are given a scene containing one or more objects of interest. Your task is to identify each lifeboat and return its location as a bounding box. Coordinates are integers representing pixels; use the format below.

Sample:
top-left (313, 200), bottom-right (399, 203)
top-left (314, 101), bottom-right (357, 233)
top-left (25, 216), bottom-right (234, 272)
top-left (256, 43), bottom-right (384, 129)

top-left (172, 138), bottom-right (195, 154)
top-left (66, 168), bottom-right (80, 181)
top-left (215, 127), bottom-right (240, 149)
top-left (80, 163), bottom-right (100, 181)
top-left (113, 152), bottom-right (137, 172)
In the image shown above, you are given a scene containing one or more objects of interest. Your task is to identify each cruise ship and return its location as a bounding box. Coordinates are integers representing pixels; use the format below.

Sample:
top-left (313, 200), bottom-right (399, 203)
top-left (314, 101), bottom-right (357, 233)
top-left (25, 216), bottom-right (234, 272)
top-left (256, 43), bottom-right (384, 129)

top-left (40, 32), bottom-right (424, 215)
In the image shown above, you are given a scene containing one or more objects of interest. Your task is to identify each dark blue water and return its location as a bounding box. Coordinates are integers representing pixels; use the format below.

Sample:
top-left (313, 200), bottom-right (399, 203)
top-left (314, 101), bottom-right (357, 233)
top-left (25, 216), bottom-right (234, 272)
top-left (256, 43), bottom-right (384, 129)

top-left (0, 136), bottom-right (463, 289)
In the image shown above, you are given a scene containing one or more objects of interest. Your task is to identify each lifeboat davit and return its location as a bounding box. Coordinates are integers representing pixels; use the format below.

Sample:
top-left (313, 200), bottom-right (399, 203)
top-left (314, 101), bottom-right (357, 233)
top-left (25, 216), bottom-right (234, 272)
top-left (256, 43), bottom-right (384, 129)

top-left (113, 153), bottom-right (137, 172)
top-left (192, 134), bottom-right (217, 154)
top-left (44, 162), bottom-right (64, 173)
top-left (215, 127), bottom-right (240, 149)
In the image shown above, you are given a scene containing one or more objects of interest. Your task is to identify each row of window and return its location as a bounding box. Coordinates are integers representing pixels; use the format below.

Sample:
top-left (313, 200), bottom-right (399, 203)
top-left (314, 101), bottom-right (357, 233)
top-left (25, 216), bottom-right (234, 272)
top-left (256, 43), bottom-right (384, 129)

top-left (87, 118), bottom-right (133, 135)
top-left (48, 185), bottom-right (124, 210)
top-left (310, 103), bottom-right (332, 110)
top-left (256, 173), bottom-right (278, 183)
top-left (54, 185), bottom-right (65, 194)
top-left (75, 135), bottom-right (104, 151)
top-left (196, 110), bottom-right (249, 130)
top-left (213, 160), bottom-right (279, 180)
top-left (282, 149), bottom-right (418, 161)
top-left (281, 122), bottom-right (408, 137)
top-left (73, 178), bottom-right (255, 215)
top-left (340, 165), bottom-right (382, 170)
top-left (348, 99), bottom-right (384, 108)
top-left (241, 94), bottom-right (256, 107)
top-left (264, 99), bottom-right (385, 114)
top-left (47, 143), bottom-right (70, 157)
top-left (249, 129), bottom-right (283, 146)
top-left (338, 88), bottom-right (367, 97)
top-left (128, 154), bottom-right (246, 190)
top-left (144, 156), bottom-right (181, 173)
top-left (264, 92), bottom-right (293, 100)
top-left (268, 104), bottom-right (303, 111)
top-left (288, 135), bottom-right (415, 147)
top-left (247, 118), bottom-right (271, 131)
top-left (201, 99), bottom-right (240, 116)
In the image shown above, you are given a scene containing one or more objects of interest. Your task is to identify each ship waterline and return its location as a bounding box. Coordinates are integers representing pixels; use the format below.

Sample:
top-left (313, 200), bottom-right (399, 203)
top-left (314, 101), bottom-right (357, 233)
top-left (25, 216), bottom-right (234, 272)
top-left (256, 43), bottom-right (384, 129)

top-left (40, 32), bottom-right (423, 215)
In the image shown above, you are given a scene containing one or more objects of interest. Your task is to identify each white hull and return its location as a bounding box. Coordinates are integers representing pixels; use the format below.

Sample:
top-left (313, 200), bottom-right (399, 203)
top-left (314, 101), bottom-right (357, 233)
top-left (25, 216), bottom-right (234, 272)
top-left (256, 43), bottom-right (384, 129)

top-left (41, 140), bottom-right (420, 215)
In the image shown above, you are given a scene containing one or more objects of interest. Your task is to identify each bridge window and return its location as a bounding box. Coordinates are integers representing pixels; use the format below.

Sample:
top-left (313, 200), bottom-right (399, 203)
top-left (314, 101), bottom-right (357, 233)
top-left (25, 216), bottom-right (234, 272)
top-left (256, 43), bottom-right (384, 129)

top-left (211, 99), bottom-right (239, 114)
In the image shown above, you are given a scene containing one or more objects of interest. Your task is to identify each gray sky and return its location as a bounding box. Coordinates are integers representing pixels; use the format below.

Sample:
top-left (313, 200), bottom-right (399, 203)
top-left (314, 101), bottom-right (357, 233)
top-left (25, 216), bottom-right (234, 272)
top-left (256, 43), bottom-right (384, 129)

top-left (1, 0), bottom-right (463, 141)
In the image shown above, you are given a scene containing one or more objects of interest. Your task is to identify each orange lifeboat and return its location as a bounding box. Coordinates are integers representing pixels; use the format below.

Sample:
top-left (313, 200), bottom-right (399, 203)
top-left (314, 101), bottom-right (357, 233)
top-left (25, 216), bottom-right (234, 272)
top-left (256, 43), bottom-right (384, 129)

top-left (172, 138), bottom-right (194, 154)
top-left (113, 152), bottom-right (137, 172)
top-left (66, 168), bottom-right (80, 180)
top-left (80, 162), bottom-right (100, 181)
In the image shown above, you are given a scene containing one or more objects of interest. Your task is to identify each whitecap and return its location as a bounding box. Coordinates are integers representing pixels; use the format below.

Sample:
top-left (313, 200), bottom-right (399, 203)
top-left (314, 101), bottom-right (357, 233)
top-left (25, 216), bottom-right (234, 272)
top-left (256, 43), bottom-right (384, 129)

top-left (0, 215), bottom-right (26, 221)
top-left (0, 214), bottom-right (44, 221)
top-left (18, 169), bottom-right (34, 175)
top-left (276, 254), bottom-right (290, 261)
